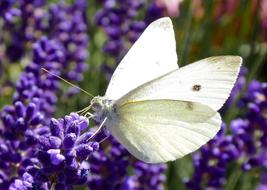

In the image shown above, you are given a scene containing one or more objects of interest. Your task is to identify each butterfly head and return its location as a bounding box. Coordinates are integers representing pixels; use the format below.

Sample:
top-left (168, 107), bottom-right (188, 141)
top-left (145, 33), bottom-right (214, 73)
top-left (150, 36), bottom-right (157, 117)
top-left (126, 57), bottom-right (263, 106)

top-left (91, 96), bottom-right (104, 112)
top-left (90, 96), bottom-right (114, 123)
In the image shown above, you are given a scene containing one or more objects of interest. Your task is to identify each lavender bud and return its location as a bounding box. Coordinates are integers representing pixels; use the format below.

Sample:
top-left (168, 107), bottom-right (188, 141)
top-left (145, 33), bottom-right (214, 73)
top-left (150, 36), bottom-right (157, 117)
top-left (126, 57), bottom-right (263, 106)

top-left (47, 149), bottom-right (65, 165)
top-left (76, 132), bottom-right (92, 145)
top-left (14, 101), bottom-right (25, 117)
top-left (25, 103), bottom-right (36, 121)
top-left (50, 118), bottom-right (64, 139)
top-left (75, 144), bottom-right (93, 160)
top-left (66, 121), bottom-right (80, 136)
top-left (16, 117), bottom-right (26, 131)
top-left (30, 112), bottom-right (44, 126)
top-left (49, 136), bottom-right (62, 149)
top-left (63, 133), bottom-right (77, 149)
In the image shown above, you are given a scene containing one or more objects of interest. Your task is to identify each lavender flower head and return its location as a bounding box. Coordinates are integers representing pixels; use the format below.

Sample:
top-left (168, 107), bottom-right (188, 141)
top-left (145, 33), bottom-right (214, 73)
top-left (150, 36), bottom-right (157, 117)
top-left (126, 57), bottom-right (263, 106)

top-left (95, 0), bottom-right (147, 58)
top-left (187, 79), bottom-right (267, 189)
top-left (0, 37), bottom-right (63, 186)
top-left (185, 123), bottom-right (240, 189)
top-left (88, 134), bottom-right (167, 190)
top-left (11, 113), bottom-right (99, 189)
top-left (231, 80), bottom-right (267, 171)
top-left (14, 37), bottom-right (65, 116)
top-left (126, 161), bottom-right (167, 190)
top-left (49, 0), bottom-right (89, 83)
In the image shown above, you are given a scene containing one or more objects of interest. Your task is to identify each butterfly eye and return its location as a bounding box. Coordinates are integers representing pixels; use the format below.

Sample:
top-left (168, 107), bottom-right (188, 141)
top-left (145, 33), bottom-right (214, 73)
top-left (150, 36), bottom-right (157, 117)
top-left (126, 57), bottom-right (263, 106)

top-left (90, 97), bottom-right (101, 111)
top-left (92, 101), bottom-right (101, 111)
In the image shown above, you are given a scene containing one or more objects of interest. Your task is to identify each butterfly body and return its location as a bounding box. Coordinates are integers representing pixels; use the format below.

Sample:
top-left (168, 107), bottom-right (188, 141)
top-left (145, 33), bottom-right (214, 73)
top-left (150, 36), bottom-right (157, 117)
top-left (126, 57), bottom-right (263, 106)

top-left (91, 96), bottom-right (117, 124)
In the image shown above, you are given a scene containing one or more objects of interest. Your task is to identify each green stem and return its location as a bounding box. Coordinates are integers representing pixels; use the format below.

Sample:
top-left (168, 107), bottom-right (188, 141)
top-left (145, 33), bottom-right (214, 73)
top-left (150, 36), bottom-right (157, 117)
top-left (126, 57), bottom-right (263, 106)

top-left (247, 44), bottom-right (267, 82)
top-left (179, 0), bottom-right (193, 66)
top-left (225, 168), bottom-right (242, 190)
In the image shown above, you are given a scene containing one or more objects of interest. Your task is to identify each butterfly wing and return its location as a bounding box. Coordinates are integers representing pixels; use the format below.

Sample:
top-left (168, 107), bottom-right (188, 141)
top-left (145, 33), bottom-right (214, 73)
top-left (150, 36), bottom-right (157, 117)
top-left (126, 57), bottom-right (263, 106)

top-left (117, 56), bottom-right (242, 111)
top-left (109, 100), bottom-right (221, 163)
top-left (105, 17), bottom-right (178, 100)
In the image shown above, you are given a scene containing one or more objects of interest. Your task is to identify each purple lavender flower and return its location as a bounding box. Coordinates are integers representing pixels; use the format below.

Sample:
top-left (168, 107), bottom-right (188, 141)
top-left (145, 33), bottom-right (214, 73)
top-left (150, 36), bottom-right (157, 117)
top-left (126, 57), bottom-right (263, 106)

top-left (30, 113), bottom-right (98, 188)
top-left (256, 172), bottom-right (267, 190)
top-left (231, 80), bottom-right (267, 171)
top-left (145, 2), bottom-right (166, 24)
top-left (14, 37), bottom-right (64, 116)
top-left (1, 99), bottom-right (46, 141)
top-left (1, 0), bottom-right (48, 62)
top-left (95, 0), bottom-right (165, 60)
top-left (9, 172), bottom-right (34, 190)
top-left (88, 136), bottom-right (130, 189)
top-left (49, 0), bottom-right (89, 83)
top-left (1, 1), bottom-right (90, 187)
top-left (187, 79), bottom-right (267, 189)
top-left (0, 37), bottom-right (62, 187)
top-left (0, 0), bottom-right (18, 24)
top-left (185, 123), bottom-right (240, 189)
top-left (87, 132), bottom-right (167, 190)
top-left (0, 101), bottom-right (48, 189)
top-left (129, 161), bottom-right (167, 190)
top-left (95, 0), bottom-right (146, 58)
top-left (0, 0), bottom-right (16, 15)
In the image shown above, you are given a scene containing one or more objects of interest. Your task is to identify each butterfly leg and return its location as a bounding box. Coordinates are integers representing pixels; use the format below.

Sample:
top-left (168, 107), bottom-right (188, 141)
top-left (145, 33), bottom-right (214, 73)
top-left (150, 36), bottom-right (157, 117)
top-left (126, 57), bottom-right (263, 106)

top-left (84, 112), bottom-right (94, 119)
top-left (77, 104), bottom-right (93, 115)
top-left (88, 117), bottom-right (107, 141)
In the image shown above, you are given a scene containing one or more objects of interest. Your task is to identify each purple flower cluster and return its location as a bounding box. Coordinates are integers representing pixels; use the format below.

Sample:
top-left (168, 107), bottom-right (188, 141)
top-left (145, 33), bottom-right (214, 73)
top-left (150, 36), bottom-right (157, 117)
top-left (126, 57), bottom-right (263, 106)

top-left (9, 172), bottom-right (36, 190)
top-left (0, 37), bottom-right (62, 188)
top-left (124, 161), bottom-right (167, 190)
top-left (185, 124), bottom-right (240, 189)
top-left (186, 79), bottom-right (267, 189)
top-left (1, 0), bottom-right (89, 83)
top-left (0, 1), bottom-right (90, 188)
top-left (1, 99), bottom-right (46, 144)
top-left (256, 172), bottom-right (267, 190)
top-left (14, 37), bottom-right (64, 115)
top-left (88, 135), bottom-right (167, 190)
top-left (34, 113), bottom-right (97, 189)
top-left (231, 80), bottom-right (267, 170)
top-left (8, 113), bottom-right (98, 189)
top-left (0, 0), bottom-right (18, 21)
top-left (1, 0), bottom-right (48, 62)
top-left (49, 0), bottom-right (89, 82)
top-left (95, 0), bottom-right (146, 57)
top-left (88, 137), bottom-right (130, 189)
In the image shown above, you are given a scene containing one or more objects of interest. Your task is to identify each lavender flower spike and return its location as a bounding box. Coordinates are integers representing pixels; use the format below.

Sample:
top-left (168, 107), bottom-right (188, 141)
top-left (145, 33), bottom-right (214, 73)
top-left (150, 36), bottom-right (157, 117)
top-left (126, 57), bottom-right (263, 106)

top-left (34, 113), bottom-right (98, 188)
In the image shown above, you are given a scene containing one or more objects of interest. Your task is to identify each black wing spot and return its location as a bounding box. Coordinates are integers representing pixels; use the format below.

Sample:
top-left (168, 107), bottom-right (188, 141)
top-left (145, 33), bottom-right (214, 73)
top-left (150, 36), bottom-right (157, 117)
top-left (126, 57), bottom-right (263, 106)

top-left (192, 84), bottom-right (201, 91)
top-left (186, 102), bottom-right (194, 110)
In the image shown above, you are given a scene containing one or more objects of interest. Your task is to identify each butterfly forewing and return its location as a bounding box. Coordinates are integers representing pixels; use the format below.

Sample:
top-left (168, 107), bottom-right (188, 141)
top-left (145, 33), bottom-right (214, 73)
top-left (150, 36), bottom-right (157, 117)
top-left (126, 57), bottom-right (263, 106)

top-left (105, 17), bottom-right (178, 101)
top-left (117, 56), bottom-right (242, 111)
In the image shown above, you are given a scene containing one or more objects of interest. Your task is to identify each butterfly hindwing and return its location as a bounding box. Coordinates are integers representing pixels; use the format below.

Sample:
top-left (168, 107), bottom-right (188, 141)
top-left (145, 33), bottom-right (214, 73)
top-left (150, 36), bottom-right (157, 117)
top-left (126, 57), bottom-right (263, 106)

top-left (108, 100), bottom-right (221, 163)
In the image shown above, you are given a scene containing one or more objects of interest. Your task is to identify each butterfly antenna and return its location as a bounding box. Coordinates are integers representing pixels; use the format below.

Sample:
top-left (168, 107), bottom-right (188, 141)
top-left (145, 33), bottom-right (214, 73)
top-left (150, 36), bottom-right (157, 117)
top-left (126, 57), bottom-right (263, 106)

top-left (41, 68), bottom-right (94, 98)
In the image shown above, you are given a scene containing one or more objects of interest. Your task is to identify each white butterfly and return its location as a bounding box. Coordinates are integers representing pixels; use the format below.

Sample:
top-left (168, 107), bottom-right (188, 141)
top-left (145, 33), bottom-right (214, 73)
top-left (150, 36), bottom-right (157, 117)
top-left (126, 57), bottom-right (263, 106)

top-left (90, 17), bottom-right (242, 163)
